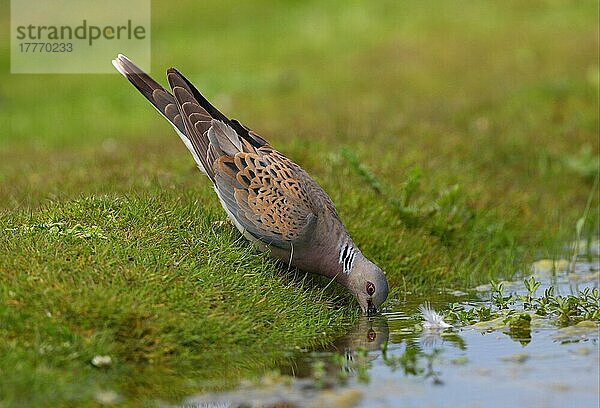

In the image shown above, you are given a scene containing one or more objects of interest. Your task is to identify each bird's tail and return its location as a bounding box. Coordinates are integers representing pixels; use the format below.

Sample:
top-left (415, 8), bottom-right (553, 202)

top-left (112, 54), bottom-right (185, 135)
top-left (112, 54), bottom-right (268, 179)
top-left (111, 54), bottom-right (207, 174)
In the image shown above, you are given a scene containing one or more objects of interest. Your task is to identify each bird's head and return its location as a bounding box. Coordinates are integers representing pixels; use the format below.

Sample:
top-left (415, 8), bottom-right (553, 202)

top-left (346, 256), bottom-right (389, 316)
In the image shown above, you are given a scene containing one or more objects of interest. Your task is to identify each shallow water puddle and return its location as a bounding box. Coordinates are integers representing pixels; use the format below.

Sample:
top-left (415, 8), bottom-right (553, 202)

top-left (181, 248), bottom-right (599, 408)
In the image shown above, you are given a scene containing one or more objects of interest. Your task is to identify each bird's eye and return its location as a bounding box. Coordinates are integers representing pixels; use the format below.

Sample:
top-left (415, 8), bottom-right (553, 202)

top-left (366, 281), bottom-right (375, 296)
top-left (367, 329), bottom-right (377, 342)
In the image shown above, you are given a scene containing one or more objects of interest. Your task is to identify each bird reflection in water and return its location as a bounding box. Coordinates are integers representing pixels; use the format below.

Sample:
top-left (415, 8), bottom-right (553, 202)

top-left (280, 315), bottom-right (389, 379)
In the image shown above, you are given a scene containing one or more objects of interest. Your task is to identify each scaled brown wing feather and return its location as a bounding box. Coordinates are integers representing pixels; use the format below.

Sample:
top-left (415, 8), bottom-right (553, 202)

top-left (164, 66), bottom-right (318, 248)
top-left (166, 68), bottom-right (269, 180)
top-left (213, 147), bottom-right (318, 249)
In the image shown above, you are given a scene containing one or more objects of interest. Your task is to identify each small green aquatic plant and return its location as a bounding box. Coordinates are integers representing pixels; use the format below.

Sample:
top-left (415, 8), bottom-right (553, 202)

top-left (522, 276), bottom-right (542, 307)
top-left (446, 278), bottom-right (599, 328)
top-left (489, 280), bottom-right (515, 309)
top-left (446, 303), bottom-right (498, 325)
top-left (533, 286), bottom-right (555, 316)
top-left (475, 305), bottom-right (493, 322)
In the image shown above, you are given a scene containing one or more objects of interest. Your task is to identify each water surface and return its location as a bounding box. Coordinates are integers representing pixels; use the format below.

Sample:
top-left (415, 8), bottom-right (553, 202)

top-left (181, 247), bottom-right (599, 408)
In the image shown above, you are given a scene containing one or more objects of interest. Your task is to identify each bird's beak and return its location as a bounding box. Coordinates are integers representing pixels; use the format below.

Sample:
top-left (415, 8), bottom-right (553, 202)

top-left (366, 299), bottom-right (378, 316)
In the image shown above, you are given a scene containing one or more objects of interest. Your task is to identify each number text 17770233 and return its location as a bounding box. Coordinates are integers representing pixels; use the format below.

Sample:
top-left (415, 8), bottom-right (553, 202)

top-left (19, 42), bottom-right (73, 53)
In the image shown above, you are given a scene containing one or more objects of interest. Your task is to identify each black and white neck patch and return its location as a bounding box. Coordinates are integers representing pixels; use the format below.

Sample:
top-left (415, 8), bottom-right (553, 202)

top-left (338, 242), bottom-right (357, 274)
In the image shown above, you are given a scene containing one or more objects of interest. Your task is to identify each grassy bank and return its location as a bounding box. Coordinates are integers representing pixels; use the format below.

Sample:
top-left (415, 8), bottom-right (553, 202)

top-left (0, 0), bottom-right (598, 405)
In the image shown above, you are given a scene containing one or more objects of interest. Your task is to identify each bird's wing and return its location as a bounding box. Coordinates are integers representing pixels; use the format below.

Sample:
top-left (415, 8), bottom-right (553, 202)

top-left (113, 55), bottom-right (320, 247)
top-left (165, 67), bottom-right (269, 180)
top-left (213, 146), bottom-right (318, 249)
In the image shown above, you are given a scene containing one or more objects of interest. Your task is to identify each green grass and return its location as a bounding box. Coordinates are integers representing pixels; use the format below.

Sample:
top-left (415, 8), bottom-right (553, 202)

top-left (0, 193), bottom-right (354, 405)
top-left (1, 0), bottom-right (598, 405)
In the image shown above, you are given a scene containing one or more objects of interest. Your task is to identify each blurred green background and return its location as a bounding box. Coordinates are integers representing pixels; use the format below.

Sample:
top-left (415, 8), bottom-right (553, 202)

top-left (0, 0), bottom-right (598, 405)
top-left (2, 0), bottom-right (597, 276)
